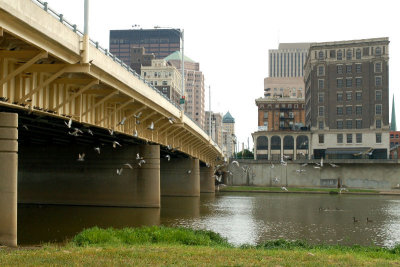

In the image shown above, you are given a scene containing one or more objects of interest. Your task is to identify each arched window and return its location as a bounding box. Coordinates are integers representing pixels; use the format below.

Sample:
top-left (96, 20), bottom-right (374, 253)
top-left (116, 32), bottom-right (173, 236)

top-left (283, 136), bottom-right (294, 150)
top-left (296, 135), bottom-right (309, 149)
top-left (375, 47), bottom-right (382, 56)
top-left (271, 136), bottom-right (281, 150)
top-left (318, 51), bottom-right (324, 60)
top-left (346, 49), bottom-right (352, 60)
top-left (256, 136), bottom-right (268, 150)
top-left (356, 48), bottom-right (361, 59)
top-left (337, 50), bottom-right (343, 60)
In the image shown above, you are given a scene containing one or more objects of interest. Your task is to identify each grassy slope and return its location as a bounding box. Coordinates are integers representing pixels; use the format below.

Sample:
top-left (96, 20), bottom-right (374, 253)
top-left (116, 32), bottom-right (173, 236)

top-left (1, 227), bottom-right (400, 266)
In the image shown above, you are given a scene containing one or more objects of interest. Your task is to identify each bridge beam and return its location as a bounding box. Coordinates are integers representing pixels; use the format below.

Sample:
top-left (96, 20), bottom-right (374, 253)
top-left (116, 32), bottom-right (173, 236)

top-left (160, 158), bottom-right (200, 197)
top-left (0, 112), bottom-right (18, 247)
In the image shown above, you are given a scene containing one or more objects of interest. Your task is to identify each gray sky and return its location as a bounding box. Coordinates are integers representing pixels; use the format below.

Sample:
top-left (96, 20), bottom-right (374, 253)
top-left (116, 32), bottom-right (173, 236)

top-left (44, 0), bottom-right (399, 149)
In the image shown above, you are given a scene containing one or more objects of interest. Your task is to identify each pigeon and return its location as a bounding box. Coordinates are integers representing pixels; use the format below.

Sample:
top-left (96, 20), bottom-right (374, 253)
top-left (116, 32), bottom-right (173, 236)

top-left (314, 166), bottom-right (321, 169)
top-left (283, 155), bottom-right (290, 159)
top-left (187, 170), bottom-right (192, 174)
top-left (138, 159), bottom-right (146, 167)
top-left (22, 124), bottom-right (29, 130)
top-left (94, 147), bottom-right (101, 154)
top-left (329, 163), bottom-right (339, 168)
top-left (281, 186), bottom-right (288, 191)
top-left (148, 121), bottom-right (154, 130)
top-left (68, 128), bottom-right (82, 137)
top-left (123, 163), bottom-right (133, 169)
top-left (272, 177), bottom-right (279, 183)
top-left (168, 117), bottom-right (175, 124)
top-left (280, 160), bottom-right (287, 166)
top-left (108, 129), bottom-right (114, 136)
top-left (112, 141), bottom-right (121, 148)
top-left (117, 117), bottom-right (126, 126)
top-left (77, 153), bottom-right (85, 162)
top-left (136, 153), bottom-right (143, 160)
top-left (206, 163), bottom-right (210, 168)
top-left (301, 163), bottom-right (308, 167)
top-left (231, 160), bottom-right (240, 167)
top-left (133, 130), bottom-right (138, 137)
top-left (320, 157), bottom-right (324, 167)
top-left (296, 169), bottom-right (306, 173)
top-left (167, 145), bottom-right (172, 150)
top-left (116, 168), bottom-right (123, 175)
top-left (136, 120), bottom-right (140, 125)
top-left (270, 163), bottom-right (275, 169)
top-left (65, 118), bottom-right (72, 128)
top-left (165, 154), bottom-right (171, 161)
top-left (87, 129), bottom-right (94, 136)
top-left (134, 112), bottom-right (142, 119)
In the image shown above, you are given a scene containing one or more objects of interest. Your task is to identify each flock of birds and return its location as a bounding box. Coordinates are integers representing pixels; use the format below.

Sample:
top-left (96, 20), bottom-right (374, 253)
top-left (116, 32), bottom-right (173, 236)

top-left (57, 112), bottom-right (198, 176)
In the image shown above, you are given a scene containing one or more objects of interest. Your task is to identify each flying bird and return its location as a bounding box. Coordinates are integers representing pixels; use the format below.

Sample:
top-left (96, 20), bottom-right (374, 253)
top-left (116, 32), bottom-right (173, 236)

top-left (148, 121), bottom-right (154, 130)
top-left (134, 112), bottom-right (142, 119)
top-left (187, 170), bottom-right (192, 174)
top-left (329, 163), bottom-right (339, 168)
top-left (117, 117), bottom-right (126, 126)
top-left (108, 129), bottom-right (114, 136)
top-left (272, 177), bottom-right (279, 183)
top-left (65, 118), bottom-right (72, 128)
top-left (296, 169), bottom-right (306, 173)
top-left (22, 124), bottom-right (29, 131)
top-left (168, 117), bottom-right (175, 124)
top-left (116, 168), bottom-right (123, 175)
top-left (138, 159), bottom-right (146, 167)
top-left (270, 163), bottom-right (275, 169)
top-left (87, 129), bottom-right (94, 136)
top-left (280, 160), bottom-right (287, 166)
top-left (136, 153), bottom-right (143, 160)
top-left (301, 163), bottom-right (308, 167)
top-left (133, 130), bottom-right (138, 137)
top-left (283, 155), bottom-right (290, 159)
top-left (165, 154), bottom-right (171, 161)
top-left (320, 157), bottom-right (324, 167)
top-left (77, 153), bottom-right (85, 162)
top-left (112, 141), bottom-right (122, 148)
top-left (123, 163), bottom-right (133, 169)
top-left (231, 160), bottom-right (240, 167)
top-left (281, 186), bottom-right (288, 191)
top-left (94, 147), bottom-right (101, 154)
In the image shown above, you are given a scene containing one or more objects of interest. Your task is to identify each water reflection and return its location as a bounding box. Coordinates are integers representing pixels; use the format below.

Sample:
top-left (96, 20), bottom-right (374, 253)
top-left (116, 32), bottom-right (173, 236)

top-left (17, 193), bottom-right (400, 247)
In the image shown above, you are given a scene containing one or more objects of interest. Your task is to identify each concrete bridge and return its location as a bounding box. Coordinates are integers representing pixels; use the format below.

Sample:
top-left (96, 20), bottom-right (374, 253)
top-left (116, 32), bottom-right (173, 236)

top-left (0, 0), bottom-right (223, 246)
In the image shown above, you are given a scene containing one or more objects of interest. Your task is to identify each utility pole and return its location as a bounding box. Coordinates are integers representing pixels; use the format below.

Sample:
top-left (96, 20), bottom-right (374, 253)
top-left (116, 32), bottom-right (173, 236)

top-left (82, 0), bottom-right (89, 64)
top-left (209, 85), bottom-right (211, 137)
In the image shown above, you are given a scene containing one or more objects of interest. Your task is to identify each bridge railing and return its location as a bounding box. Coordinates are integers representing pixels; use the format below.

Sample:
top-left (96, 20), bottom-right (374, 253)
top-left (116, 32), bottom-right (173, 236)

top-left (31, 0), bottom-right (182, 111)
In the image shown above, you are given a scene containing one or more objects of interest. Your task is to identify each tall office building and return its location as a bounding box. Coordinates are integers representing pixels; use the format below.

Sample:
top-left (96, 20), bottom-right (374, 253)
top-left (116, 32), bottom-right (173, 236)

top-left (109, 29), bottom-right (181, 65)
top-left (264, 43), bottom-right (310, 99)
top-left (205, 111), bottom-right (223, 148)
top-left (222, 112), bottom-right (235, 158)
top-left (304, 37), bottom-right (390, 159)
top-left (165, 51), bottom-right (205, 128)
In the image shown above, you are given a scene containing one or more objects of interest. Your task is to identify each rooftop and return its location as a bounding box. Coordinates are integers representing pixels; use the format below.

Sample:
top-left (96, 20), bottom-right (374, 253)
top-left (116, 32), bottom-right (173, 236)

top-left (222, 111), bottom-right (235, 123)
top-left (164, 51), bottom-right (196, 63)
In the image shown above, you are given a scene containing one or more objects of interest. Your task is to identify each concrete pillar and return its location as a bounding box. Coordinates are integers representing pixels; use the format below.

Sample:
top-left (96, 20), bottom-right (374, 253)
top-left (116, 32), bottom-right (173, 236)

top-left (200, 166), bottom-right (215, 193)
top-left (161, 158), bottom-right (200, 196)
top-left (293, 135), bottom-right (297, 160)
top-left (267, 135), bottom-right (271, 160)
top-left (280, 134), bottom-right (283, 159)
top-left (0, 112), bottom-right (18, 247)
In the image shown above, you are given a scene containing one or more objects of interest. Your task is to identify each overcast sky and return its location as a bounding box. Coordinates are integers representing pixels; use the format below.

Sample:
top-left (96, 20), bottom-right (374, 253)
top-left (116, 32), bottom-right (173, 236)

top-left (44, 0), bottom-right (399, 149)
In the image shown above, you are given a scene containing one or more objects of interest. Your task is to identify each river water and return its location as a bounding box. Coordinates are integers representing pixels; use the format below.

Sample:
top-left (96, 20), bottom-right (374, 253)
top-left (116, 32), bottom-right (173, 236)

top-left (18, 192), bottom-right (400, 247)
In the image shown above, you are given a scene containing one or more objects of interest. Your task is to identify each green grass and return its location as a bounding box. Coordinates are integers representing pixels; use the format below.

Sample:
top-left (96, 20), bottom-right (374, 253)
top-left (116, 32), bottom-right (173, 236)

top-left (2, 227), bottom-right (400, 266)
top-left (221, 186), bottom-right (379, 193)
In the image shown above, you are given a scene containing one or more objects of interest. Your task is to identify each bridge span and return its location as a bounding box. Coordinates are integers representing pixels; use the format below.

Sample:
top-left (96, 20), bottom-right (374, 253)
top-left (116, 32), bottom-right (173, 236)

top-left (0, 0), bottom-right (223, 247)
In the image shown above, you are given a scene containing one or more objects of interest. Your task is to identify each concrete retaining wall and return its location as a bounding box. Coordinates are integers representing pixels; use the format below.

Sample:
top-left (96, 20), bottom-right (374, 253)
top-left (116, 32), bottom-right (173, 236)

top-left (228, 159), bottom-right (400, 190)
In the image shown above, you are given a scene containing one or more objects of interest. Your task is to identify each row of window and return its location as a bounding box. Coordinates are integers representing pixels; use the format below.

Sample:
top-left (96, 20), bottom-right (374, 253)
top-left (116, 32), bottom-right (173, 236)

top-left (317, 47), bottom-right (384, 61)
top-left (318, 76), bottom-right (382, 89)
top-left (318, 133), bottom-right (382, 144)
top-left (317, 62), bottom-right (382, 76)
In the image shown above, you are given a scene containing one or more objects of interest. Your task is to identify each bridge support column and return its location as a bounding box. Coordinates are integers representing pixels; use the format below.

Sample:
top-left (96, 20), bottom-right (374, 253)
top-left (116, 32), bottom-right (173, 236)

top-left (200, 166), bottom-right (215, 193)
top-left (0, 112), bottom-right (18, 247)
top-left (161, 158), bottom-right (200, 196)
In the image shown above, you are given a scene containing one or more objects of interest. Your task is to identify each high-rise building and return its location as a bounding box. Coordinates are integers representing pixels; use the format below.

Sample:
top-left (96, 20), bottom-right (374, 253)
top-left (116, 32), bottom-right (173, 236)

top-left (304, 37), bottom-right (390, 159)
top-left (109, 29), bottom-right (181, 65)
top-left (222, 112), bottom-right (235, 158)
top-left (205, 111), bottom-right (223, 148)
top-left (264, 43), bottom-right (310, 99)
top-left (165, 51), bottom-right (205, 128)
top-left (141, 59), bottom-right (182, 105)
top-left (129, 47), bottom-right (155, 74)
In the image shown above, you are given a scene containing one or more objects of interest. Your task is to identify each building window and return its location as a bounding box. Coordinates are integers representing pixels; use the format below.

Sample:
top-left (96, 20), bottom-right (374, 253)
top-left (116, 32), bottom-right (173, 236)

top-left (356, 106), bottom-right (362, 115)
top-left (162, 81), bottom-right (167, 85)
top-left (375, 76), bottom-right (382, 86)
top-left (363, 47), bottom-right (369, 56)
top-left (346, 92), bottom-right (352, 101)
top-left (337, 65), bottom-right (343, 74)
top-left (337, 78), bottom-right (343, 88)
top-left (356, 92), bottom-right (362, 101)
top-left (376, 90), bottom-right (382, 101)
top-left (346, 78), bottom-right (352, 88)
top-left (318, 79), bottom-right (324, 89)
top-left (263, 112), bottom-right (268, 119)
top-left (337, 93), bottom-right (343, 101)
top-left (356, 78), bottom-right (362, 87)
top-left (330, 50), bottom-right (336, 58)
top-left (337, 106), bottom-right (343, 115)
top-left (376, 104), bottom-right (382, 115)
top-left (356, 120), bottom-right (362, 129)
top-left (356, 49), bottom-right (361, 59)
top-left (319, 106), bottom-right (324, 116)
top-left (318, 93), bottom-right (324, 103)
top-left (376, 133), bottom-right (382, 143)
top-left (319, 121), bottom-right (324, 129)
top-left (337, 120), bottom-right (343, 129)
top-left (375, 47), bottom-right (382, 56)
top-left (337, 134), bottom-right (343, 143)
top-left (346, 106), bottom-right (352, 115)
top-left (346, 50), bottom-right (352, 60)
top-left (376, 120), bottom-right (382, 129)
top-left (356, 133), bottom-right (362, 143)
top-left (346, 65), bottom-right (352, 73)
top-left (346, 120), bottom-right (352, 129)
top-left (318, 65), bottom-right (325, 76)
top-left (337, 50), bottom-right (343, 60)
top-left (319, 134), bottom-right (324, 144)
top-left (347, 134), bottom-right (353, 143)
top-left (356, 64), bottom-right (362, 73)
top-left (375, 62), bottom-right (382, 73)
top-left (318, 51), bottom-right (324, 60)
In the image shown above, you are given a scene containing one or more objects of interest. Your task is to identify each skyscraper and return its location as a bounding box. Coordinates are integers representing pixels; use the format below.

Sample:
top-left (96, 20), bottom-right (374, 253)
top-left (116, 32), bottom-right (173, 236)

top-left (109, 29), bottom-right (181, 65)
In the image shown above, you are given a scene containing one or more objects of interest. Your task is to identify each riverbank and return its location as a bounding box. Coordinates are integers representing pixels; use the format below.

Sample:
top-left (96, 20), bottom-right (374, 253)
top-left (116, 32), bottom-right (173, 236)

top-left (219, 186), bottom-right (400, 195)
top-left (1, 227), bottom-right (400, 266)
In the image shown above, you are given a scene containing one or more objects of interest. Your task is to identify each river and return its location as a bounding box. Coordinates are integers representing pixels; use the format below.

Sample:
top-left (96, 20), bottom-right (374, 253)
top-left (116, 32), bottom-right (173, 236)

top-left (18, 192), bottom-right (400, 247)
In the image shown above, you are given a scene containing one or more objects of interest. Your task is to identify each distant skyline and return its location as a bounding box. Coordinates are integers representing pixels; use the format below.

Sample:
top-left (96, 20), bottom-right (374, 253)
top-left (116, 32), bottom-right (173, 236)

top-left (43, 0), bottom-right (400, 149)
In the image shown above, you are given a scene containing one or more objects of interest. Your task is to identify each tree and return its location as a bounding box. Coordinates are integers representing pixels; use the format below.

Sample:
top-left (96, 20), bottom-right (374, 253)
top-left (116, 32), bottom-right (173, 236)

top-left (235, 149), bottom-right (254, 159)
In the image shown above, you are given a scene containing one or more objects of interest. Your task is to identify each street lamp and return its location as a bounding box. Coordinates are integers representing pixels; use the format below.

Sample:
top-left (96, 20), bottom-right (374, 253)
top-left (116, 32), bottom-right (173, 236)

top-left (154, 26), bottom-right (185, 114)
